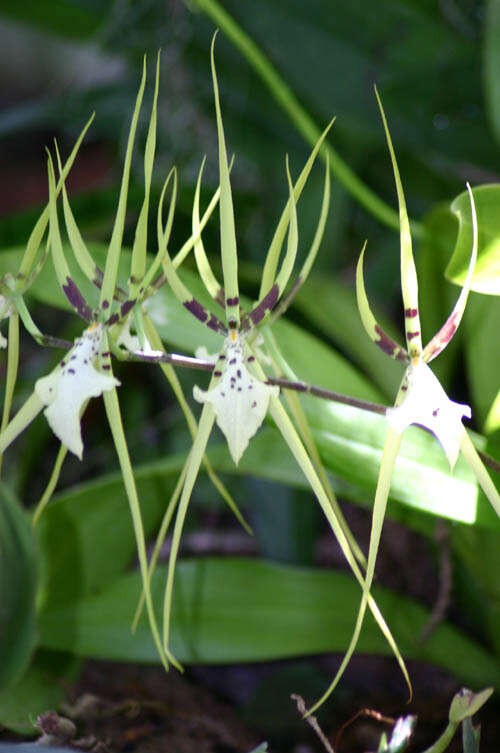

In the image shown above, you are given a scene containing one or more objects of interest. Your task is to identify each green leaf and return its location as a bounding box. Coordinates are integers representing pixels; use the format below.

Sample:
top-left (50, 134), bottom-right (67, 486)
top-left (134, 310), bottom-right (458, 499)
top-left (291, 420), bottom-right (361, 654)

top-left (464, 292), bottom-right (500, 432)
top-left (0, 484), bottom-right (38, 692)
top-left (0, 650), bottom-right (80, 735)
top-left (36, 456), bottom-right (173, 609)
top-left (445, 185), bottom-right (500, 295)
top-left (38, 557), bottom-right (500, 692)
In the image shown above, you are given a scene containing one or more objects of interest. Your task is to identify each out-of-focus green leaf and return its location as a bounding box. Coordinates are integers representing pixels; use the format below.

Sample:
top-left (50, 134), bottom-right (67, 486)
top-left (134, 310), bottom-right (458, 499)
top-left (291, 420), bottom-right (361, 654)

top-left (0, 650), bottom-right (80, 735)
top-left (36, 458), bottom-right (172, 610)
top-left (0, 2), bottom-right (102, 38)
top-left (38, 557), bottom-right (500, 691)
top-left (484, 0), bottom-right (500, 145)
top-left (0, 484), bottom-right (38, 693)
top-left (464, 292), bottom-right (500, 431)
top-left (445, 185), bottom-right (500, 295)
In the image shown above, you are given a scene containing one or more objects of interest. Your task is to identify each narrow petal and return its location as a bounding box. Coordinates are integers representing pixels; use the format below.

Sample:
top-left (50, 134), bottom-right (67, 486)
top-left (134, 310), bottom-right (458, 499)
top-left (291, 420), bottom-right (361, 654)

top-left (194, 335), bottom-right (278, 464)
top-left (386, 360), bottom-right (470, 468)
top-left (211, 35), bottom-right (240, 328)
top-left (422, 184), bottom-right (478, 363)
top-left (356, 243), bottom-right (408, 361)
top-left (375, 87), bottom-right (422, 357)
top-left (35, 324), bottom-right (120, 459)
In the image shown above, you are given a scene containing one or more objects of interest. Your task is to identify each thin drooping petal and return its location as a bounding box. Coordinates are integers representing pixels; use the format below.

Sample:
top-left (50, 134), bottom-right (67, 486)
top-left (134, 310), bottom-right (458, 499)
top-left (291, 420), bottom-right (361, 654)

top-left (193, 335), bottom-right (279, 464)
top-left (356, 243), bottom-right (408, 361)
top-left (35, 324), bottom-right (120, 459)
top-left (386, 360), bottom-right (470, 468)
top-left (422, 183), bottom-right (478, 363)
top-left (375, 86), bottom-right (422, 358)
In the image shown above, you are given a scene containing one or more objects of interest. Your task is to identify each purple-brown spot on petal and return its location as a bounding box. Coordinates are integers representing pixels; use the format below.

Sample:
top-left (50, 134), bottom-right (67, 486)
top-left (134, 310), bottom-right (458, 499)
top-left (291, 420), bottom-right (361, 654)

top-left (120, 299), bottom-right (136, 318)
top-left (62, 277), bottom-right (92, 322)
top-left (106, 313), bottom-right (119, 326)
top-left (405, 307), bottom-right (418, 318)
top-left (102, 299), bottom-right (110, 309)
top-left (249, 283), bottom-right (280, 326)
top-left (184, 298), bottom-right (208, 324)
top-left (207, 312), bottom-right (227, 333)
top-left (407, 330), bottom-right (420, 340)
top-left (214, 370), bottom-right (222, 377)
top-left (374, 324), bottom-right (407, 361)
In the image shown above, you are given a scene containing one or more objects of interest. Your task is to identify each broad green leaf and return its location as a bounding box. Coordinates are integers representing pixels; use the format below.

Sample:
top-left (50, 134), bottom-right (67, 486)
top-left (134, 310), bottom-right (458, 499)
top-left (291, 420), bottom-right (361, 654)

top-left (36, 459), bottom-right (171, 609)
top-left (0, 484), bottom-right (38, 692)
top-left (38, 557), bottom-right (500, 692)
top-left (464, 292), bottom-right (500, 432)
top-left (0, 650), bottom-right (80, 735)
top-left (445, 185), bottom-right (500, 295)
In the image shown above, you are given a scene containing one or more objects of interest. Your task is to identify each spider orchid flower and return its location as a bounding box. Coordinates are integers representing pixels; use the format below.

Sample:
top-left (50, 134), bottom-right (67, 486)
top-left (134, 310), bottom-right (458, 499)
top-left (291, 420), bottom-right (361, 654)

top-left (357, 88), bottom-right (500, 509)
top-left (0, 56), bottom-right (194, 674)
top-left (309, 88), bottom-right (500, 718)
top-left (155, 38), bottom-right (410, 709)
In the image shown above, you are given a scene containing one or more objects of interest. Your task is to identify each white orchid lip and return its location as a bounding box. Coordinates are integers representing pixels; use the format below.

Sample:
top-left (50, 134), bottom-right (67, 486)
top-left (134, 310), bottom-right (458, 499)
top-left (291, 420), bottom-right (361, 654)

top-left (35, 323), bottom-right (120, 459)
top-left (193, 333), bottom-right (279, 465)
top-left (386, 359), bottom-right (470, 469)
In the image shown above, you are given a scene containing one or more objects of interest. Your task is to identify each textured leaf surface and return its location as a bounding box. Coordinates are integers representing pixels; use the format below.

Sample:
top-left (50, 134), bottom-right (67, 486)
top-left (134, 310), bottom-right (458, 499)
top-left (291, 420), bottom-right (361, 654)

top-left (38, 557), bottom-right (500, 692)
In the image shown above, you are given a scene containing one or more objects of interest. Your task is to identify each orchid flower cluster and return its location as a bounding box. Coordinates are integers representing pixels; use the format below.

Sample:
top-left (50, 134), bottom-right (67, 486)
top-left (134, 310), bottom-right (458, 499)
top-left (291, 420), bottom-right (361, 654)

top-left (1, 39), bottom-right (500, 714)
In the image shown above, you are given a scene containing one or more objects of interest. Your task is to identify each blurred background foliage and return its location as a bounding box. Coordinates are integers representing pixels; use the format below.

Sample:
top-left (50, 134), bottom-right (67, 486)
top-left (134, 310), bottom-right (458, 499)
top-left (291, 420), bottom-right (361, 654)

top-left (2, 0), bottom-right (500, 748)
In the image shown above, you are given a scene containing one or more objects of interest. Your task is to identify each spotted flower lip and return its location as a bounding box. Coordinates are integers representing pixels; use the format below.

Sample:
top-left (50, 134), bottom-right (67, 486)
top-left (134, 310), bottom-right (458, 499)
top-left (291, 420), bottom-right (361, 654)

top-left (386, 359), bottom-right (471, 468)
top-left (193, 333), bottom-right (279, 465)
top-left (35, 323), bottom-right (120, 459)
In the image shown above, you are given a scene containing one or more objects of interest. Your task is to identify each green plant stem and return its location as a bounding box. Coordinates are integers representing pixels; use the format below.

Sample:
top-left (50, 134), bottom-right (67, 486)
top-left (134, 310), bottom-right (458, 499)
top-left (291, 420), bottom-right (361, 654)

top-left (192, 0), bottom-right (424, 238)
top-left (421, 721), bottom-right (457, 753)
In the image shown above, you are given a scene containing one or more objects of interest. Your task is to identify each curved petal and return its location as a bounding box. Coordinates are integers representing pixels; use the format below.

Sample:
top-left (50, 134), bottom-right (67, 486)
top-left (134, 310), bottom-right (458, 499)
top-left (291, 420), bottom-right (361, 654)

top-left (423, 184), bottom-right (478, 363)
top-left (375, 86), bottom-right (422, 358)
top-left (356, 243), bottom-right (408, 361)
